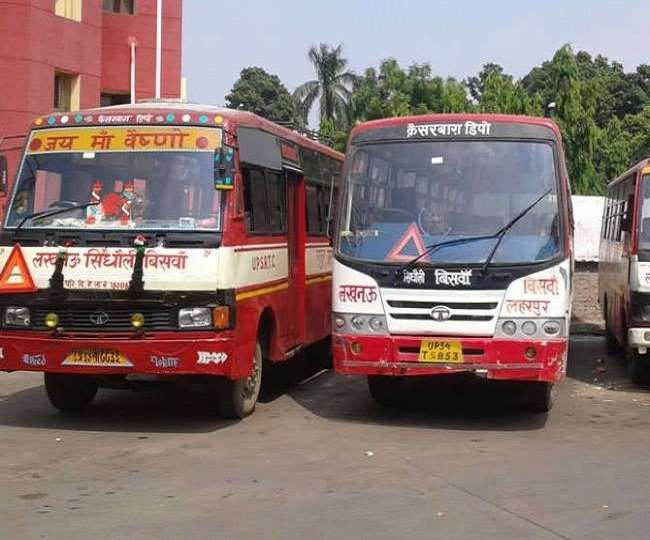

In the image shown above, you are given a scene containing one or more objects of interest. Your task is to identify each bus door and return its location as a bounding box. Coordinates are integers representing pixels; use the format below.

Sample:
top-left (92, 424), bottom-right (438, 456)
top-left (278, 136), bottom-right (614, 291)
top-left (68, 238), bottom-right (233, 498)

top-left (286, 170), bottom-right (306, 351)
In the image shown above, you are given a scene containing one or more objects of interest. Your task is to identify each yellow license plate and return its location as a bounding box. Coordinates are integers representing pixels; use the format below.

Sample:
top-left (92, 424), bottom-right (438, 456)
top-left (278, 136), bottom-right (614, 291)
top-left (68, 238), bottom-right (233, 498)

top-left (418, 340), bottom-right (464, 363)
top-left (62, 349), bottom-right (133, 368)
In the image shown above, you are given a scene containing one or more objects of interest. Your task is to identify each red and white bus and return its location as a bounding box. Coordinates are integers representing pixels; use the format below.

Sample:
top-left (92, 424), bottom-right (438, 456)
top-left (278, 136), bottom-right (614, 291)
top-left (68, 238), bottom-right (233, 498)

top-left (332, 114), bottom-right (573, 412)
top-left (599, 160), bottom-right (650, 384)
top-left (0, 103), bottom-right (342, 418)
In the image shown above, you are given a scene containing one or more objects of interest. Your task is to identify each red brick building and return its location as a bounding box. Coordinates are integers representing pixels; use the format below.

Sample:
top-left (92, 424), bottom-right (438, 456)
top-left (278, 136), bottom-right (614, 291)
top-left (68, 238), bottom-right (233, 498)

top-left (0, 0), bottom-right (183, 190)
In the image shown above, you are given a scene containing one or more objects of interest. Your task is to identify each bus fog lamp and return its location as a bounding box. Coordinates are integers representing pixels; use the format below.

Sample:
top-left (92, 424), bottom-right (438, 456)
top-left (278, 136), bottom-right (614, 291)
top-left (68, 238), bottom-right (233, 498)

top-left (369, 317), bottom-right (384, 332)
top-left (350, 316), bottom-right (364, 330)
top-left (522, 321), bottom-right (537, 336)
top-left (178, 307), bottom-right (212, 328)
top-left (543, 321), bottom-right (561, 336)
top-left (525, 347), bottom-right (537, 359)
top-left (350, 341), bottom-right (362, 354)
top-left (44, 312), bottom-right (58, 329)
top-left (5, 306), bottom-right (30, 327)
top-left (502, 320), bottom-right (517, 336)
top-left (131, 313), bottom-right (145, 329)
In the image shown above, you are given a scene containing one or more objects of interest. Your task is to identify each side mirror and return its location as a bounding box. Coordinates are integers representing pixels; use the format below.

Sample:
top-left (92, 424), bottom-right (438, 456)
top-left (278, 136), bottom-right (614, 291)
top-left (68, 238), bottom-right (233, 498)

top-left (0, 155), bottom-right (7, 195)
top-left (214, 146), bottom-right (235, 190)
top-left (621, 194), bottom-right (635, 232)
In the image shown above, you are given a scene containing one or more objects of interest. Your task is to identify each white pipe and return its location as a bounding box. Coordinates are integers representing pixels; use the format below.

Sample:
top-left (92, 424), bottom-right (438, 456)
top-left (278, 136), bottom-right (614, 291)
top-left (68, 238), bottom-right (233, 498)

top-left (155, 0), bottom-right (162, 99)
top-left (130, 41), bottom-right (136, 104)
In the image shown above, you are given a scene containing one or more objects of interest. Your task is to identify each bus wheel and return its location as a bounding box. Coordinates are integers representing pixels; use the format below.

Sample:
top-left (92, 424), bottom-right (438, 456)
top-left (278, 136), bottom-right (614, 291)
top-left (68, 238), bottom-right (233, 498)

top-left (367, 375), bottom-right (405, 408)
top-left (628, 350), bottom-right (650, 386)
top-left (523, 382), bottom-right (553, 414)
top-left (218, 341), bottom-right (263, 419)
top-left (44, 373), bottom-right (98, 412)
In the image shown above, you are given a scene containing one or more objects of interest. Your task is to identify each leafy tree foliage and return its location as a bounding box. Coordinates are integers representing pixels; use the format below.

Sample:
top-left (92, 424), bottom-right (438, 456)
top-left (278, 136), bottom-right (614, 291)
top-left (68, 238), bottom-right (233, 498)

top-left (293, 43), bottom-right (355, 130)
top-left (232, 44), bottom-right (650, 195)
top-left (225, 67), bottom-right (297, 123)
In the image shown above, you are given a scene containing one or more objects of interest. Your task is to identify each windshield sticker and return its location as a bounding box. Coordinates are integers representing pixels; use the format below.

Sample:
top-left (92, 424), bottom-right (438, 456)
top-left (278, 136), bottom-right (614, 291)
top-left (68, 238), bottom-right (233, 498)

top-left (434, 269), bottom-right (472, 287)
top-left (523, 278), bottom-right (559, 295)
top-left (402, 268), bottom-right (425, 285)
top-left (26, 126), bottom-right (222, 154)
top-left (505, 299), bottom-right (550, 316)
top-left (337, 285), bottom-right (378, 303)
top-left (406, 121), bottom-right (492, 138)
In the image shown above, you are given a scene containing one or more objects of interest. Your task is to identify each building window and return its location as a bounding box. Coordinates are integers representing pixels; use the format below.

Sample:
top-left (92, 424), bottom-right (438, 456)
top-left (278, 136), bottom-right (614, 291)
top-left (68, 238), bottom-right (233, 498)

top-left (54, 0), bottom-right (82, 21)
top-left (100, 93), bottom-right (131, 107)
top-left (103, 0), bottom-right (135, 14)
top-left (54, 72), bottom-right (80, 112)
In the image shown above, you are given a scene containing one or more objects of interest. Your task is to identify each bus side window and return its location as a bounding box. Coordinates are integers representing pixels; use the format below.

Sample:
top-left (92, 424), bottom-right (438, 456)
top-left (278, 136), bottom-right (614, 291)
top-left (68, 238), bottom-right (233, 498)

top-left (242, 167), bottom-right (286, 234)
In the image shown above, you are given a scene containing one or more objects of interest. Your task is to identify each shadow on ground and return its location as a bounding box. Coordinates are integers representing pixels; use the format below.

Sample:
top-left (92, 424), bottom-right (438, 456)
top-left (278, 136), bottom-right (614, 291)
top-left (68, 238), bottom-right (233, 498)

top-left (0, 381), bottom-right (236, 434)
top-left (568, 335), bottom-right (650, 394)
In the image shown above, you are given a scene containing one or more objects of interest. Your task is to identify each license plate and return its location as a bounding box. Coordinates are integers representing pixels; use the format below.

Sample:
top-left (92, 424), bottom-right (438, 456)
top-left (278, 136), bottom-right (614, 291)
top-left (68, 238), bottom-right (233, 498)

top-left (418, 340), bottom-right (464, 363)
top-left (62, 349), bottom-right (133, 368)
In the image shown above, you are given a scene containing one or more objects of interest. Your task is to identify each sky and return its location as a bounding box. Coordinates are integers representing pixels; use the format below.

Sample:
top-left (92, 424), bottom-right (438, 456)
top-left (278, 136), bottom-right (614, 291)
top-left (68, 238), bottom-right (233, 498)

top-left (182, 0), bottom-right (649, 110)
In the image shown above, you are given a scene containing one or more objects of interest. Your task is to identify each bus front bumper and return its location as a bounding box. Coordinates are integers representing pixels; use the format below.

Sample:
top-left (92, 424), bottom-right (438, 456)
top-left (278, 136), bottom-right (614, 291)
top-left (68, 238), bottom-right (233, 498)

top-left (333, 333), bottom-right (567, 382)
top-left (0, 330), bottom-right (239, 378)
top-left (628, 328), bottom-right (650, 353)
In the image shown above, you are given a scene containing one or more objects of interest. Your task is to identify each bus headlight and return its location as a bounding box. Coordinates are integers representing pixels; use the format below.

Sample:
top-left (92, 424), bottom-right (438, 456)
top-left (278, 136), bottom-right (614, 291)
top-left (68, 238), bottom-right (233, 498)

top-left (5, 306), bottom-right (30, 327)
top-left (542, 320), bottom-right (561, 336)
top-left (350, 316), bottom-right (365, 330)
top-left (178, 307), bottom-right (212, 328)
top-left (502, 320), bottom-right (517, 336)
top-left (521, 321), bottom-right (537, 336)
top-left (333, 313), bottom-right (388, 334)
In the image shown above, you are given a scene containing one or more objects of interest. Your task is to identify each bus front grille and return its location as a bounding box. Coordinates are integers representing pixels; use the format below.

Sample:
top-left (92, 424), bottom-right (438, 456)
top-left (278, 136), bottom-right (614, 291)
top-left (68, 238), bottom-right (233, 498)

top-left (32, 307), bottom-right (174, 331)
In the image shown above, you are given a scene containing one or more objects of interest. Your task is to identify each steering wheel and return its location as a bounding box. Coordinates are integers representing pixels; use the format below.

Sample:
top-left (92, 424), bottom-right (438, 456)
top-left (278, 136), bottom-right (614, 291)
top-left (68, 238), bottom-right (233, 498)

top-left (48, 200), bottom-right (78, 209)
top-left (417, 208), bottom-right (452, 237)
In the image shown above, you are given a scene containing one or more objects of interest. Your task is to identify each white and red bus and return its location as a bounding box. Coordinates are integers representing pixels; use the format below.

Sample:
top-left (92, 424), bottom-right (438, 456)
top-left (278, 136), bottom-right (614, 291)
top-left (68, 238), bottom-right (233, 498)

top-left (332, 114), bottom-right (573, 412)
top-left (0, 103), bottom-right (342, 418)
top-left (599, 160), bottom-right (650, 384)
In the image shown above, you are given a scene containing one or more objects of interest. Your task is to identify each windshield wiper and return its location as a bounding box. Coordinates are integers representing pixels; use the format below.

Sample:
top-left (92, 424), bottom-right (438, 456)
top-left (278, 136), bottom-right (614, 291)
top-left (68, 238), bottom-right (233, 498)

top-left (481, 187), bottom-right (553, 273)
top-left (394, 187), bottom-right (553, 282)
top-left (14, 201), bottom-right (100, 232)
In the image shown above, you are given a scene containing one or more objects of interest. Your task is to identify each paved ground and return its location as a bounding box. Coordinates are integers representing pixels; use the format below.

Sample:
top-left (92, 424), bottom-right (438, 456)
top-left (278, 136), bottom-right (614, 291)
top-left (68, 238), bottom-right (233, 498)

top-left (3, 336), bottom-right (650, 540)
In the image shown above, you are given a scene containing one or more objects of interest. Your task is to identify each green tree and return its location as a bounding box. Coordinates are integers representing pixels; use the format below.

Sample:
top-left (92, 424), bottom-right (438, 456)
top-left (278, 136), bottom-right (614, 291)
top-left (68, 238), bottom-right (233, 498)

top-left (548, 45), bottom-right (602, 194)
top-left (293, 43), bottom-right (355, 129)
top-left (225, 67), bottom-right (297, 123)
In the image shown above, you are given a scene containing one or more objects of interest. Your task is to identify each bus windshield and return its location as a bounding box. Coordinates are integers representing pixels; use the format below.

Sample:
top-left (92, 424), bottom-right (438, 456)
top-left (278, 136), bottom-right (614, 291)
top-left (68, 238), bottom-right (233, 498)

top-left (639, 174), bottom-right (650, 251)
top-left (6, 126), bottom-right (225, 231)
top-left (337, 140), bottom-right (561, 265)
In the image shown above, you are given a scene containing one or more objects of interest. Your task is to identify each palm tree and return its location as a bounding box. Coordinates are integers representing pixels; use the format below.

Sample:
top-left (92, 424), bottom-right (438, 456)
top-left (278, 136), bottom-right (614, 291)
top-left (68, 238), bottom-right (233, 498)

top-left (294, 43), bottom-right (355, 129)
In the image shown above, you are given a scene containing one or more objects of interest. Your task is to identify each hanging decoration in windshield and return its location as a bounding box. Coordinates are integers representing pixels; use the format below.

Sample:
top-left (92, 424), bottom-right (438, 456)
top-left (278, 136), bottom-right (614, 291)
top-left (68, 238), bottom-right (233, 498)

top-left (26, 126), bottom-right (222, 154)
top-left (406, 121), bottom-right (492, 138)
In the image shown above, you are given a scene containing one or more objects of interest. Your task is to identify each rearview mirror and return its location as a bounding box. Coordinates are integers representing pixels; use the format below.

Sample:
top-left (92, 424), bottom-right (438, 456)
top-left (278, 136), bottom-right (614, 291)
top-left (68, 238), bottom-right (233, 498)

top-left (0, 155), bottom-right (7, 195)
top-left (214, 146), bottom-right (235, 190)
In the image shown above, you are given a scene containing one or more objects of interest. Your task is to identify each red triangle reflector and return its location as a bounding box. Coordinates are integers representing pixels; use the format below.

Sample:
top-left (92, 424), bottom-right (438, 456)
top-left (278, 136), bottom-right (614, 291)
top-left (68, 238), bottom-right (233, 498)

top-left (386, 223), bottom-right (428, 262)
top-left (0, 245), bottom-right (37, 293)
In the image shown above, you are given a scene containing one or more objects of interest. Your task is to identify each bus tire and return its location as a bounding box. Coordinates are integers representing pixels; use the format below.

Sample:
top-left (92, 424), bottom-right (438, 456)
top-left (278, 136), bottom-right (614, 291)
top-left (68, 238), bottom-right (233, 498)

top-left (367, 375), bottom-right (405, 408)
top-left (44, 373), bottom-right (98, 413)
top-left (218, 341), bottom-right (263, 419)
top-left (628, 351), bottom-right (650, 386)
top-left (523, 382), bottom-right (553, 414)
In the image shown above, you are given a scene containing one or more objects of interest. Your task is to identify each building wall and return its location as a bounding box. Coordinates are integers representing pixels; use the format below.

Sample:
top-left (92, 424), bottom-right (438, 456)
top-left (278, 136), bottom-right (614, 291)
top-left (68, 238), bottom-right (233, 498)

top-left (572, 262), bottom-right (603, 327)
top-left (0, 0), bottom-right (182, 201)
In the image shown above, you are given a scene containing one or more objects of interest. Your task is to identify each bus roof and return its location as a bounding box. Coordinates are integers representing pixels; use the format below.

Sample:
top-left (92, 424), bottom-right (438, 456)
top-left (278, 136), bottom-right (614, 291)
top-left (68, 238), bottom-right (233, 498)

top-left (607, 158), bottom-right (650, 188)
top-left (350, 113), bottom-right (562, 142)
top-left (29, 101), bottom-right (344, 161)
